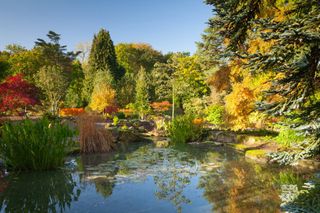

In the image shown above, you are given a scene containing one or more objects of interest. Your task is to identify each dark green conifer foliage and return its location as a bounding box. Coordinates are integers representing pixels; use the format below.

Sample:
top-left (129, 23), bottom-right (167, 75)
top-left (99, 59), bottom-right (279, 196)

top-left (83, 29), bottom-right (121, 103)
top-left (201, 0), bottom-right (320, 163)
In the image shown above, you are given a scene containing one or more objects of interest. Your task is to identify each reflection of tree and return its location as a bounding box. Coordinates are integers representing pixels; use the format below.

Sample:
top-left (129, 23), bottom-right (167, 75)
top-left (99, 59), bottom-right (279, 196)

top-left (153, 150), bottom-right (197, 213)
top-left (94, 177), bottom-right (114, 198)
top-left (79, 154), bottom-right (117, 199)
top-left (0, 171), bottom-right (81, 213)
top-left (199, 160), bottom-right (281, 213)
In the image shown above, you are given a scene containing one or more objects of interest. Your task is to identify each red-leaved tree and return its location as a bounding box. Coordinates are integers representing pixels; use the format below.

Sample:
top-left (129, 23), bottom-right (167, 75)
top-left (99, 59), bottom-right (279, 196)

top-left (0, 74), bottom-right (39, 113)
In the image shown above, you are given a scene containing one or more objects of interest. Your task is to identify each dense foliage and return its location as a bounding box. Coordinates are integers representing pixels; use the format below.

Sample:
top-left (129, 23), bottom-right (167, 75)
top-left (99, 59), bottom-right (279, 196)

top-left (168, 114), bottom-right (202, 144)
top-left (198, 0), bottom-right (320, 163)
top-left (0, 118), bottom-right (75, 170)
top-left (0, 74), bottom-right (39, 114)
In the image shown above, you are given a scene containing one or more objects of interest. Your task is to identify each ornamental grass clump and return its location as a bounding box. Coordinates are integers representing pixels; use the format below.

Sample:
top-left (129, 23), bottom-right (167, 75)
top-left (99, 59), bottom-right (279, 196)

top-left (77, 114), bottom-right (115, 153)
top-left (0, 118), bottom-right (75, 171)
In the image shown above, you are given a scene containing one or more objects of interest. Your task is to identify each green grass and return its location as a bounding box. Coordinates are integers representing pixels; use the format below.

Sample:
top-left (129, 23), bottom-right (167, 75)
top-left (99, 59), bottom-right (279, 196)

top-left (0, 118), bottom-right (76, 171)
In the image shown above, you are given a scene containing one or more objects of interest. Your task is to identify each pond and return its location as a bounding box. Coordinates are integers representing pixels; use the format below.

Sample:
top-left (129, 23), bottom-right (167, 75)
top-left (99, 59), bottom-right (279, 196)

top-left (0, 141), bottom-right (318, 213)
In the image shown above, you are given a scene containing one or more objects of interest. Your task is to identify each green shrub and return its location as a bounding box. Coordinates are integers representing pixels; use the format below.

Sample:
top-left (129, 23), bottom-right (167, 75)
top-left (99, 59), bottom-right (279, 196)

top-left (0, 118), bottom-right (76, 171)
top-left (275, 127), bottom-right (304, 147)
top-left (113, 116), bottom-right (119, 126)
top-left (168, 114), bottom-right (202, 144)
top-left (116, 112), bottom-right (126, 119)
top-left (205, 105), bottom-right (224, 126)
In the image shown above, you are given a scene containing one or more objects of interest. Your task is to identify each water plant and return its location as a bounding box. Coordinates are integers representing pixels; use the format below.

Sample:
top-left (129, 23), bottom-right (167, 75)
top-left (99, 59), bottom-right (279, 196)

top-left (77, 114), bottom-right (115, 153)
top-left (0, 118), bottom-right (75, 171)
top-left (168, 114), bottom-right (202, 144)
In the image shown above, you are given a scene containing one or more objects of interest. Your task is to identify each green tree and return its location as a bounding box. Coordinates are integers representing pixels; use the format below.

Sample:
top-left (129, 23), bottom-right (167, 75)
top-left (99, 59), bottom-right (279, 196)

top-left (7, 48), bottom-right (42, 82)
top-left (152, 62), bottom-right (174, 101)
top-left (115, 43), bottom-right (167, 106)
top-left (171, 53), bottom-right (209, 112)
top-left (83, 29), bottom-right (120, 103)
top-left (134, 67), bottom-right (150, 119)
top-left (35, 31), bottom-right (78, 72)
top-left (36, 65), bottom-right (69, 115)
top-left (0, 51), bottom-right (10, 80)
top-left (65, 61), bottom-right (85, 107)
top-left (5, 44), bottom-right (27, 54)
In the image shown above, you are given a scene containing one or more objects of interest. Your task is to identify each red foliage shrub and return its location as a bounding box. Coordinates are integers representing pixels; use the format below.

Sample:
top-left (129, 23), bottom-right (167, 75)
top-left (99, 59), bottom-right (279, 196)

top-left (104, 105), bottom-right (118, 115)
top-left (0, 74), bottom-right (39, 113)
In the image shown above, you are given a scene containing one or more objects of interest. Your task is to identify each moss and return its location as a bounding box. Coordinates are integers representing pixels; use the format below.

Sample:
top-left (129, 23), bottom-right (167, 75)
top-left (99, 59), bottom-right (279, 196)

top-left (232, 143), bottom-right (249, 151)
top-left (245, 149), bottom-right (269, 163)
top-left (245, 149), bottom-right (267, 157)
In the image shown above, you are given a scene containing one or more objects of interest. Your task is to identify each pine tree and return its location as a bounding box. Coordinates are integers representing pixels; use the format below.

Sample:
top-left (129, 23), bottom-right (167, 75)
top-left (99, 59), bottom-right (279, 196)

top-left (82, 29), bottom-right (120, 103)
top-left (135, 67), bottom-right (150, 119)
top-left (201, 0), bottom-right (320, 163)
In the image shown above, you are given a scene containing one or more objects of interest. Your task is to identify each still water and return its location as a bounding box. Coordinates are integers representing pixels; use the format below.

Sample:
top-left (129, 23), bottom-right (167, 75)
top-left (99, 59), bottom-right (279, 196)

top-left (0, 141), bottom-right (317, 212)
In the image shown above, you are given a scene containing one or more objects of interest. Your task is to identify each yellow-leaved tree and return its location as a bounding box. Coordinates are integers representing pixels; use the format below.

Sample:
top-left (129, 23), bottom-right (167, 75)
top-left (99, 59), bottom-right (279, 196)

top-left (89, 70), bottom-right (116, 113)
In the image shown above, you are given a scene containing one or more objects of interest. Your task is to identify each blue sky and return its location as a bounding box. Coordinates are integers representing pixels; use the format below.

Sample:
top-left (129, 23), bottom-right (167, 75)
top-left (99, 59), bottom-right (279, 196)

top-left (0, 0), bottom-right (212, 54)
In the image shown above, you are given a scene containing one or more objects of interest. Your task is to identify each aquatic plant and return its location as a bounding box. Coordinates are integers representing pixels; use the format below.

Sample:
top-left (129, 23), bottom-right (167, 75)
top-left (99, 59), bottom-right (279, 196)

top-left (168, 114), bottom-right (202, 144)
top-left (77, 114), bottom-right (115, 153)
top-left (0, 118), bottom-right (75, 171)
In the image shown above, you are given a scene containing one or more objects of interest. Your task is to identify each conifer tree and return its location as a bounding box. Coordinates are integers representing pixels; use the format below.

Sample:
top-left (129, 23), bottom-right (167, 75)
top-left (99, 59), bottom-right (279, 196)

top-left (201, 0), bottom-right (320, 163)
top-left (82, 29), bottom-right (120, 103)
top-left (134, 67), bottom-right (150, 119)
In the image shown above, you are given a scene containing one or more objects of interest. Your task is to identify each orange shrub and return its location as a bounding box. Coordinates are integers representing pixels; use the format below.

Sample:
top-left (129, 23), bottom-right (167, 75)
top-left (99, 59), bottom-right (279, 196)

top-left (150, 101), bottom-right (172, 112)
top-left (60, 108), bottom-right (85, 117)
top-left (192, 118), bottom-right (204, 125)
top-left (119, 108), bottom-right (134, 117)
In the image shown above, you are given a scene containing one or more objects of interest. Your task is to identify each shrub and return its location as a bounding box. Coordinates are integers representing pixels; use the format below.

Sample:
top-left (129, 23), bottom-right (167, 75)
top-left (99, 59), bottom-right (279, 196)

top-left (59, 108), bottom-right (85, 117)
top-left (275, 127), bottom-right (304, 147)
top-left (116, 112), bottom-right (126, 119)
top-left (168, 114), bottom-right (202, 144)
top-left (113, 116), bottom-right (119, 126)
top-left (77, 114), bottom-right (115, 153)
top-left (205, 104), bottom-right (224, 126)
top-left (150, 101), bottom-right (172, 112)
top-left (0, 118), bottom-right (75, 171)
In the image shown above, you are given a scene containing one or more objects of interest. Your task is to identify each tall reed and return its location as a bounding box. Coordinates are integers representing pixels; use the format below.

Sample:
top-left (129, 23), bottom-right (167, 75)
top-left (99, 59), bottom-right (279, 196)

top-left (0, 118), bottom-right (75, 171)
top-left (77, 114), bottom-right (115, 153)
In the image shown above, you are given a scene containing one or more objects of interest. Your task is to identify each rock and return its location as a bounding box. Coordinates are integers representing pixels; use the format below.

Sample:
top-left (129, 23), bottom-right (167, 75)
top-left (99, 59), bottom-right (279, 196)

top-left (292, 159), bottom-right (320, 171)
top-left (205, 130), bottom-right (237, 143)
top-left (118, 130), bottom-right (142, 144)
top-left (245, 149), bottom-right (269, 163)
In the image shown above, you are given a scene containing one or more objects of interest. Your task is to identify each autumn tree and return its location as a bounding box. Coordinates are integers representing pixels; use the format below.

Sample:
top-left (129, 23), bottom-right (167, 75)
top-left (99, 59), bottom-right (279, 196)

top-left (201, 0), bottom-right (320, 163)
top-left (0, 74), bottom-right (39, 114)
top-left (89, 70), bottom-right (116, 113)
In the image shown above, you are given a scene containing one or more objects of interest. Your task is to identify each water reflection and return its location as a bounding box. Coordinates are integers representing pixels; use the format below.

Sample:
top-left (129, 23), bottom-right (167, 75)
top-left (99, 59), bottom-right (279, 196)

top-left (199, 159), bottom-right (281, 212)
top-left (0, 142), bottom-right (318, 213)
top-left (0, 171), bottom-right (81, 213)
